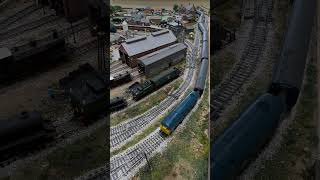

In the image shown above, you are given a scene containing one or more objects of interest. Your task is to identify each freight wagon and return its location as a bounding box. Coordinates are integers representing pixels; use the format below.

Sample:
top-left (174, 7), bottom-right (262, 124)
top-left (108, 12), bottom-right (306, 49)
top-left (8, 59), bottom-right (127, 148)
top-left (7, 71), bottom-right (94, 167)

top-left (0, 31), bottom-right (66, 84)
top-left (110, 97), bottom-right (127, 112)
top-left (110, 71), bottom-right (132, 88)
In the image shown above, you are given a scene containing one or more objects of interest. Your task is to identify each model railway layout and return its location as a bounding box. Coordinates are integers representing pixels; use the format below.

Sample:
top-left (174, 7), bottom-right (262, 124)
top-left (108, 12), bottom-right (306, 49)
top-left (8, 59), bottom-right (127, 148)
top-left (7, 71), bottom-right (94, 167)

top-left (110, 9), bottom-right (209, 180)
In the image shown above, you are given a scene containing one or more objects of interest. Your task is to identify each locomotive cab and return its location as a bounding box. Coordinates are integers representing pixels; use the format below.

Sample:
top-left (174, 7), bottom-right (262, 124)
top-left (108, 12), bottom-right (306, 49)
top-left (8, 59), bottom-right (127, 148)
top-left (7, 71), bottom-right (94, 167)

top-left (160, 124), bottom-right (171, 136)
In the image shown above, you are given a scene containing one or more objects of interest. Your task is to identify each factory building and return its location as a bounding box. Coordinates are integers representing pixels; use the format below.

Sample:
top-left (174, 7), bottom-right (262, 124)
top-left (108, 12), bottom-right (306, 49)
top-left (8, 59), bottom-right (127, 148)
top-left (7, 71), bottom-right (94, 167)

top-left (138, 43), bottom-right (187, 77)
top-left (119, 29), bottom-right (177, 67)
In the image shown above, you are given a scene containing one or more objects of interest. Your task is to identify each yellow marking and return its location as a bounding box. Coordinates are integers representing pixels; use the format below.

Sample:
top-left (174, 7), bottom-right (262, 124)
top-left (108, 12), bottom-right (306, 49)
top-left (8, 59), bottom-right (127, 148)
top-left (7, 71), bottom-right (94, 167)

top-left (160, 124), bottom-right (171, 136)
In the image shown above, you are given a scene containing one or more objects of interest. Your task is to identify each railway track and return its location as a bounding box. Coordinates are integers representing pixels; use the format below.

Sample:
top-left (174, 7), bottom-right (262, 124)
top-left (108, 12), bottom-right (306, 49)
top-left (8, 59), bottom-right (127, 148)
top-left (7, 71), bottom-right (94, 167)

top-left (110, 26), bottom-right (200, 150)
top-left (110, 64), bottom-right (131, 74)
top-left (111, 61), bottom-right (123, 70)
top-left (0, 122), bottom-right (81, 168)
top-left (111, 67), bottom-right (138, 78)
top-left (0, 14), bottom-right (60, 40)
top-left (61, 19), bottom-right (89, 38)
top-left (210, 0), bottom-right (273, 121)
top-left (110, 130), bottom-right (165, 180)
top-left (0, 3), bottom-right (40, 30)
top-left (69, 37), bottom-right (98, 56)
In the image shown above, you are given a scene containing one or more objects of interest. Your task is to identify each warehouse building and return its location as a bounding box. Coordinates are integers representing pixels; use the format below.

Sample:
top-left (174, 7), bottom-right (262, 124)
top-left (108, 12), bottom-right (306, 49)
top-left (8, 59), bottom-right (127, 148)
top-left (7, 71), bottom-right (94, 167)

top-left (138, 43), bottom-right (187, 77)
top-left (119, 29), bottom-right (177, 67)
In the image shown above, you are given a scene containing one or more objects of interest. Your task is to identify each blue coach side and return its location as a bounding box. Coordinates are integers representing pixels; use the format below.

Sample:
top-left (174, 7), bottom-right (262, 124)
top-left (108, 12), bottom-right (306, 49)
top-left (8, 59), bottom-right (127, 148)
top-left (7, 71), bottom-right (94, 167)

top-left (160, 91), bottom-right (200, 135)
top-left (211, 93), bottom-right (285, 179)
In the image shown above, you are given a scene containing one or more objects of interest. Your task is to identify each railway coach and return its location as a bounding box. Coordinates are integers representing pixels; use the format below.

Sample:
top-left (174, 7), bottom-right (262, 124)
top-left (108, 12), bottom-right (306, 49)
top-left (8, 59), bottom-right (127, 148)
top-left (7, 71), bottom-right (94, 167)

top-left (194, 11), bottom-right (209, 95)
top-left (211, 93), bottom-right (285, 179)
top-left (269, 0), bottom-right (316, 109)
top-left (110, 97), bottom-right (127, 112)
top-left (110, 71), bottom-right (132, 88)
top-left (0, 31), bottom-right (66, 84)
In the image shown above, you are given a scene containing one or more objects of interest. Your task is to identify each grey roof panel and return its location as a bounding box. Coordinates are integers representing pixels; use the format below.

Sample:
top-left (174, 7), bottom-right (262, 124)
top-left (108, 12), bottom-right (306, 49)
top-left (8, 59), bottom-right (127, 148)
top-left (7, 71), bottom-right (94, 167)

top-left (0, 47), bottom-right (12, 60)
top-left (138, 43), bottom-right (187, 66)
top-left (121, 29), bottom-right (177, 56)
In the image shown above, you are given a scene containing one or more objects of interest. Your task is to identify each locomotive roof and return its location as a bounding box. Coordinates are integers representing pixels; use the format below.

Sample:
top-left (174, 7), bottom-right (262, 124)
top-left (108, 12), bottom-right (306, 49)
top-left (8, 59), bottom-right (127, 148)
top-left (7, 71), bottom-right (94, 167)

top-left (0, 47), bottom-right (12, 60)
top-left (138, 43), bottom-right (187, 66)
top-left (120, 29), bottom-right (177, 56)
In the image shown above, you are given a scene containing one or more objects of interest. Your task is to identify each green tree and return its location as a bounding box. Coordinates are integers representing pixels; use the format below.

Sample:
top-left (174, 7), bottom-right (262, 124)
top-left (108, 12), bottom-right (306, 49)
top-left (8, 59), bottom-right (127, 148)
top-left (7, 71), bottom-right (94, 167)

top-left (110, 5), bottom-right (122, 15)
top-left (173, 4), bottom-right (179, 12)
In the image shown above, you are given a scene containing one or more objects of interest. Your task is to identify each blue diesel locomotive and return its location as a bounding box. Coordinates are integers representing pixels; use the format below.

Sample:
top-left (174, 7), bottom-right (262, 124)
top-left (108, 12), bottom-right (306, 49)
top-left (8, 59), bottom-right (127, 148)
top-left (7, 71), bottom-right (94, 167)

top-left (160, 91), bottom-right (200, 135)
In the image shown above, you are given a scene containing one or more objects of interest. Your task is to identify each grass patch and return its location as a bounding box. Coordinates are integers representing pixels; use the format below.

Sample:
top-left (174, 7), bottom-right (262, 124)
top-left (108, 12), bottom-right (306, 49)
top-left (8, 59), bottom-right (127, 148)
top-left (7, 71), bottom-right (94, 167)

top-left (254, 56), bottom-right (318, 179)
top-left (135, 83), bottom-right (209, 180)
top-left (111, 78), bottom-right (183, 126)
top-left (7, 123), bottom-right (108, 180)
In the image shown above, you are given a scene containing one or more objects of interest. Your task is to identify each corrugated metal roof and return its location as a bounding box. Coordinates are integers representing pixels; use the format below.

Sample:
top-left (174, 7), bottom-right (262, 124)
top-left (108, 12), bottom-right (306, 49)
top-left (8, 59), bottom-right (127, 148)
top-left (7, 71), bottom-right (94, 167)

top-left (120, 29), bottom-right (177, 56)
top-left (0, 47), bottom-right (12, 60)
top-left (138, 43), bottom-right (186, 66)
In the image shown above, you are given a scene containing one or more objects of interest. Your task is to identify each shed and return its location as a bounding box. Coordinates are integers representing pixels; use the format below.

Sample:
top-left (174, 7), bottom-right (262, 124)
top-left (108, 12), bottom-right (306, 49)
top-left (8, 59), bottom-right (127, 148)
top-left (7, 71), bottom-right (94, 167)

top-left (138, 43), bottom-right (187, 77)
top-left (119, 29), bottom-right (177, 67)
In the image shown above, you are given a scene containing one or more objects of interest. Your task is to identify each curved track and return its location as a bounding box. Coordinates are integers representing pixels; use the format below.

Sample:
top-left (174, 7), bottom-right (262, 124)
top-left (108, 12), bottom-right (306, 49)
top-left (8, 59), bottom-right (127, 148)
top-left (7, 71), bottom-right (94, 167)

top-left (110, 32), bottom-right (199, 150)
top-left (0, 3), bottom-right (40, 30)
top-left (0, 14), bottom-right (60, 40)
top-left (111, 130), bottom-right (165, 180)
top-left (210, 0), bottom-right (273, 121)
